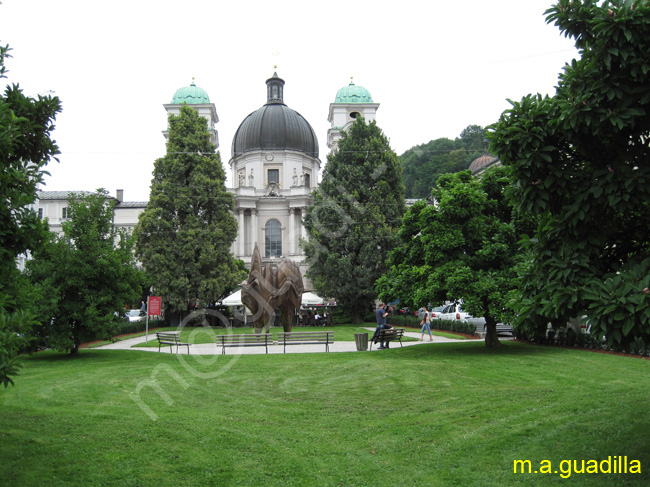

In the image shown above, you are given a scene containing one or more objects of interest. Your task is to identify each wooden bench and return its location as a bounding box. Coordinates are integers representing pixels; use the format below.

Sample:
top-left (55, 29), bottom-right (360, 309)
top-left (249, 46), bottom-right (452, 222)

top-left (277, 331), bottom-right (334, 353)
top-left (156, 332), bottom-right (191, 354)
top-left (216, 333), bottom-right (273, 354)
top-left (369, 328), bottom-right (405, 350)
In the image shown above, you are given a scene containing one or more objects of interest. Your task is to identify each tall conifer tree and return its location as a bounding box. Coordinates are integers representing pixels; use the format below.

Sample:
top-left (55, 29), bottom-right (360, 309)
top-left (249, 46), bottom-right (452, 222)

top-left (302, 118), bottom-right (405, 323)
top-left (135, 105), bottom-right (241, 322)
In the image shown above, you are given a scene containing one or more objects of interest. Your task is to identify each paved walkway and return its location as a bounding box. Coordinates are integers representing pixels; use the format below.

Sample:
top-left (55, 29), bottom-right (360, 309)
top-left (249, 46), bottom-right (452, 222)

top-left (96, 328), bottom-right (483, 355)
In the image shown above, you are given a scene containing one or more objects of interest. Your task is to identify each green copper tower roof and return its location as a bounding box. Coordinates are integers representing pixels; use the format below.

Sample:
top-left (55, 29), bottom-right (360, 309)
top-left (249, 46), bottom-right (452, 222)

top-left (171, 79), bottom-right (210, 104)
top-left (334, 79), bottom-right (373, 103)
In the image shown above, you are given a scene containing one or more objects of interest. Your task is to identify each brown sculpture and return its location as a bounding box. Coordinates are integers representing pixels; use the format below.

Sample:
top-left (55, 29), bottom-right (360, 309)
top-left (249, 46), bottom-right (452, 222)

top-left (241, 242), bottom-right (304, 333)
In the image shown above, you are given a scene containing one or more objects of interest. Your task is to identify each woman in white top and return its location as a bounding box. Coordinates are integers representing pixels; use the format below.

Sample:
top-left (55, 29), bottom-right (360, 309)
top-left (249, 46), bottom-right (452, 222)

top-left (420, 306), bottom-right (433, 341)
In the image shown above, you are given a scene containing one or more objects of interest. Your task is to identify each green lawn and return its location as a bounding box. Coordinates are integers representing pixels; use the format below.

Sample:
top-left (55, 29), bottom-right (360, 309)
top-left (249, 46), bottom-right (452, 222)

top-left (2, 342), bottom-right (649, 486)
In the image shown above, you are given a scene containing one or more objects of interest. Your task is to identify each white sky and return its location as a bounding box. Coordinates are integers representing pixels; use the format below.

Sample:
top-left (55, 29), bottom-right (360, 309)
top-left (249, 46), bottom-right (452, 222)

top-left (1, 0), bottom-right (578, 202)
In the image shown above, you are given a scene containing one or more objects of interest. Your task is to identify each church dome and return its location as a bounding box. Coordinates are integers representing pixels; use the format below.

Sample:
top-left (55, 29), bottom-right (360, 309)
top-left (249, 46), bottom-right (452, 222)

top-left (334, 80), bottom-right (374, 103)
top-left (469, 140), bottom-right (499, 174)
top-left (171, 80), bottom-right (210, 104)
top-left (232, 73), bottom-right (319, 159)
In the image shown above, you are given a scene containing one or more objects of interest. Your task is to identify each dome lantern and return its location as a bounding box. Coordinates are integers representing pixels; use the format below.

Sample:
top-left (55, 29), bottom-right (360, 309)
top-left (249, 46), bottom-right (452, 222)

top-left (231, 72), bottom-right (319, 159)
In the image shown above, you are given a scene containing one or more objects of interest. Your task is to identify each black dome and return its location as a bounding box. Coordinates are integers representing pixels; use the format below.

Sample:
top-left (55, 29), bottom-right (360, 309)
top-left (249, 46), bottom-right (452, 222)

top-left (231, 73), bottom-right (319, 159)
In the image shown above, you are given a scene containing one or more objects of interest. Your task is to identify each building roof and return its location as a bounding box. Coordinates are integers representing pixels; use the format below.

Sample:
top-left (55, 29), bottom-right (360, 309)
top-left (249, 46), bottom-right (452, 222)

top-left (37, 191), bottom-right (147, 207)
top-left (171, 79), bottom-right (210, 105)
top-left (37, 190), bottom-right (94, 200)
top-left (231, 73), bottom-right (319, 159)
top-left (115, 201), bottom-right (148, 208)
top-left (334, 80), bottom-right (373, 104)
top-left (469, 140), bottom-right (500, 175)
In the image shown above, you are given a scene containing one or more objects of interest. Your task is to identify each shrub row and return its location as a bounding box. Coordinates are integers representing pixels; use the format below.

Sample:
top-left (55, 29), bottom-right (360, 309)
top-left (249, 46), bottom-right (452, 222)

top-left (514, 327), bottom-right (650, 357)
top-left (386, 314), bottom-right (477, 335)
top-left (116, 319), bottom-right (165, 335)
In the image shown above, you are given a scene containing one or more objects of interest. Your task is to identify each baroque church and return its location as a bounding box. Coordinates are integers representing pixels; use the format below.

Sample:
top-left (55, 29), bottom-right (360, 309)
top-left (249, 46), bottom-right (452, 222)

top-left (164, 71), bottom-right (379, 279)
top-left (33, 72), bottom-right (379, 282)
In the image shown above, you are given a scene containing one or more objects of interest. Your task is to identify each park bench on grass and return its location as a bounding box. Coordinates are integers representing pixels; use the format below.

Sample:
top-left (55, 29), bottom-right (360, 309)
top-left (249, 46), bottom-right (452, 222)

top-left (156, 332), bottom-right (191, 354)
top-left (216, 333), bottom-right (273, 354)
top-left (369, 328), bottom-right (405, 351)
top-left (277, 331), bottom-right (334, 353)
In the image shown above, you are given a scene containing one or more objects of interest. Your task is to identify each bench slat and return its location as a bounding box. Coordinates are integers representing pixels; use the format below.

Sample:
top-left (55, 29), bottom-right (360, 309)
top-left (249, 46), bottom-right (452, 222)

top-left (217, 333), bottom-right (271, 354)
top-left (369, 328), bottom-right (405, 350)
top-left (278, 331), bottom-right (334, 353)
top-left (156, 332), bottom-right (191, 354)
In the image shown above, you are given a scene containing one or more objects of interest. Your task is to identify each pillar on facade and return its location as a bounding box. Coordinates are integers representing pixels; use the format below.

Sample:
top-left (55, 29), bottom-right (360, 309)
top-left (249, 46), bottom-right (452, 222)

top-left (237, 208), bottom-right (245, 257)
top-left (288, 208), bottom-right (296, 255)
top-left (300, 207), bottom-right (308, 245)
top-left (250, 209), bottom-right (258, 255)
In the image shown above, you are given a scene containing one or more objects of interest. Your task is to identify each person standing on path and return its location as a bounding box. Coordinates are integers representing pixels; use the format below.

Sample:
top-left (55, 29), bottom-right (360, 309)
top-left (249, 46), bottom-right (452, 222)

top-left (420, 306), bottom-right (433, 341)
top-left (372, 303), bottom-right (392, 349)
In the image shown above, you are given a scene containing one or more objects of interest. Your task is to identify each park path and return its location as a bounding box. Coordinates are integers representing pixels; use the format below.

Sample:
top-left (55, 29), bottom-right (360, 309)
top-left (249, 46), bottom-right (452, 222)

top-left (95, 328), bottom-right (481, 355)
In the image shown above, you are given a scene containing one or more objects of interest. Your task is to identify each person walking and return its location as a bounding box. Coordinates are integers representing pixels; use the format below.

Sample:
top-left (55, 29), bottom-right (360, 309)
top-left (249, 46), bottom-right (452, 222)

top-left (420, 306), bottom-right (433, 341)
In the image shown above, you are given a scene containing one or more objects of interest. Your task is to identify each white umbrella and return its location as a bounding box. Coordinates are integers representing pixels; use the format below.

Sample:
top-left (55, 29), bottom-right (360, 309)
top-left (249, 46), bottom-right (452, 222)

top-left (301, 292), bottom-right (324, 305)
top-left (222, 289), bottom-right (242, 306)
top-left (223, 289), bottom-right (324, 307)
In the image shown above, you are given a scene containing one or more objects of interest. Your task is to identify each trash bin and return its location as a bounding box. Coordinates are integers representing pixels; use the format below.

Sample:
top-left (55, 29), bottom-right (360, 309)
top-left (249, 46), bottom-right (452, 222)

top-left (354, 332), bottom-right (369, 351)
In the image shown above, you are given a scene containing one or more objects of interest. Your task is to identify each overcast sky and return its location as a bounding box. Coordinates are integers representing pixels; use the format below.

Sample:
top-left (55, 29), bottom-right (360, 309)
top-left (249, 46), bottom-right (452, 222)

top-left (1, 0), bottom-right (578, 202)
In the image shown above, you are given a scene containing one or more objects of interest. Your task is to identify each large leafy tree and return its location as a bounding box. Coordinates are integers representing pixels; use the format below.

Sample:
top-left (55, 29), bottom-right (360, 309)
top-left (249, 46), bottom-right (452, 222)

top-left (489, 0), bottom-right (650, 347)
top-left (27, 191), bottom-right (143, 355)
top-left (401, 125), bottom-right (487, 199)
top-left (302, 118), bottom-right (405, 323)
top-left (0, 43), bottom-right (61, 386)
top-left (134, 105), bottom-right (242, 322)
top-left (376, 168), bottom-right (519, 347)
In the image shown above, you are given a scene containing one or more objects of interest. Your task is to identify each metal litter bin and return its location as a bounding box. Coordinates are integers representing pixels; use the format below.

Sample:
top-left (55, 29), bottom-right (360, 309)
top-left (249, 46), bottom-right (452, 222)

top-left (354, 332), bottom-right (368, 351)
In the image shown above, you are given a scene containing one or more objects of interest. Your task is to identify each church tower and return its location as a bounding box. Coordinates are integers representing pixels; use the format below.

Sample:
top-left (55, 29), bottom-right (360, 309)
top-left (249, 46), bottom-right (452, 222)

top-left (327, 78), bottom-right (380, 150)
top-left (228, 71), bottom-right (321, 279)
top-left (163, 79), bottom-right (219, 148)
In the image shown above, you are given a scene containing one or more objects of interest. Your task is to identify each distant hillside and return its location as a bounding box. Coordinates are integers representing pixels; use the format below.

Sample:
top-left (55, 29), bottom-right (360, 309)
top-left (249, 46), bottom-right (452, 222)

top-left (400, 125), bottom-right (485, 199)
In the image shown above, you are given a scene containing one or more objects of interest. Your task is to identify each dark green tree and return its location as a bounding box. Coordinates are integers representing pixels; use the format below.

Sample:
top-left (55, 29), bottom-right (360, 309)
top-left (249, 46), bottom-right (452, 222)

top-left (134, 105), bottom-right (242, 323)
top-left (376, 168), bottom-right (519, 347)
top-left (27, 191), bottom-right (144, 355)
top-left (489, 0), bottom-right (650, 348)
top-left (401, 125), bottom-right (487, 199)
top-left (0, 43), bottom-right (61, 386)
top-left (302, 118), bottom-right (405, 323)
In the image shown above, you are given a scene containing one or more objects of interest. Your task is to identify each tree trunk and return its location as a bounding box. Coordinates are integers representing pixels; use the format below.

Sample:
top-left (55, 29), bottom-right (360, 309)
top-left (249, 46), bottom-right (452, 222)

top-left (484, 319), bottom-right (502, 348)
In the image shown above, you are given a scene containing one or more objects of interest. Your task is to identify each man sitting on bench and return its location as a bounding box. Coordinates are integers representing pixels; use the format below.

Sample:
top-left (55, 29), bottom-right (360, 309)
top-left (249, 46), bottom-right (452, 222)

top-left (372, 303), bottom-right (395, 349)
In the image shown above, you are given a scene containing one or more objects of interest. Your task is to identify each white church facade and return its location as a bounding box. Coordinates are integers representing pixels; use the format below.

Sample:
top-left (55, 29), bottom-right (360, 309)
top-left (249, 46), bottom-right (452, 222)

top-left (35, 73), bottom-right (379, 282)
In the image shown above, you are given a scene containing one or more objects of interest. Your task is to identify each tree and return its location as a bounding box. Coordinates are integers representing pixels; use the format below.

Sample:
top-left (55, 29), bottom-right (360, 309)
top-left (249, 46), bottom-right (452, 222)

top-left (0, 43), bottom-right (61, 386)
top-left (401, 125), bottom-right (487, 199)
top-left (489, 0), bottom-right (650, 348)
top-left (302, 118), bottom-right (405, 323)
top-left (134, 105), bottom-right (242, 323)
top-left (27, 191), bottom-right (143, 355)
top-left (376, 168), bottom-right (519, 347)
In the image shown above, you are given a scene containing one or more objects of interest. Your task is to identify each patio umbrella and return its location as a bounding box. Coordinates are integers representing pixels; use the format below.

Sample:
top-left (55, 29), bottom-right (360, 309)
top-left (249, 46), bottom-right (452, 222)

top-left (221, 289), bottom-right (242, 306)
top-left (301, 292), bottom-right (324, 305)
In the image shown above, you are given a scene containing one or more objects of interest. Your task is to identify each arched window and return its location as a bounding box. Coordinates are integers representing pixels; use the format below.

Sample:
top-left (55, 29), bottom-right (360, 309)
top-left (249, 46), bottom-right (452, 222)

top-left (265, 219), bottom-right (282, 258)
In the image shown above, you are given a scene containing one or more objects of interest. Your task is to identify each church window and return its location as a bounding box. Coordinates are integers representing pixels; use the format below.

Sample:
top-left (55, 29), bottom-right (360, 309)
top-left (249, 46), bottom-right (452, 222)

top-left (265, 219), bottom-right (282, 258)
top-left (62, 207), bottom-right (68, 219)
top-left (304, 173), bottom-right (311, 188)
top-left (268, 169), bottom-right (279, 184)
top-left (38, 208), bottom-right (43, 219)
top-left (350, 111), bottom-right (360, 119)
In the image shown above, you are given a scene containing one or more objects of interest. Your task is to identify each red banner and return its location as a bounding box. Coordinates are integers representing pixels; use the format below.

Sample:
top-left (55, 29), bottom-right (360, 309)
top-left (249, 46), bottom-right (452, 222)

top-left (148, 296), bottom-right (162, 316)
